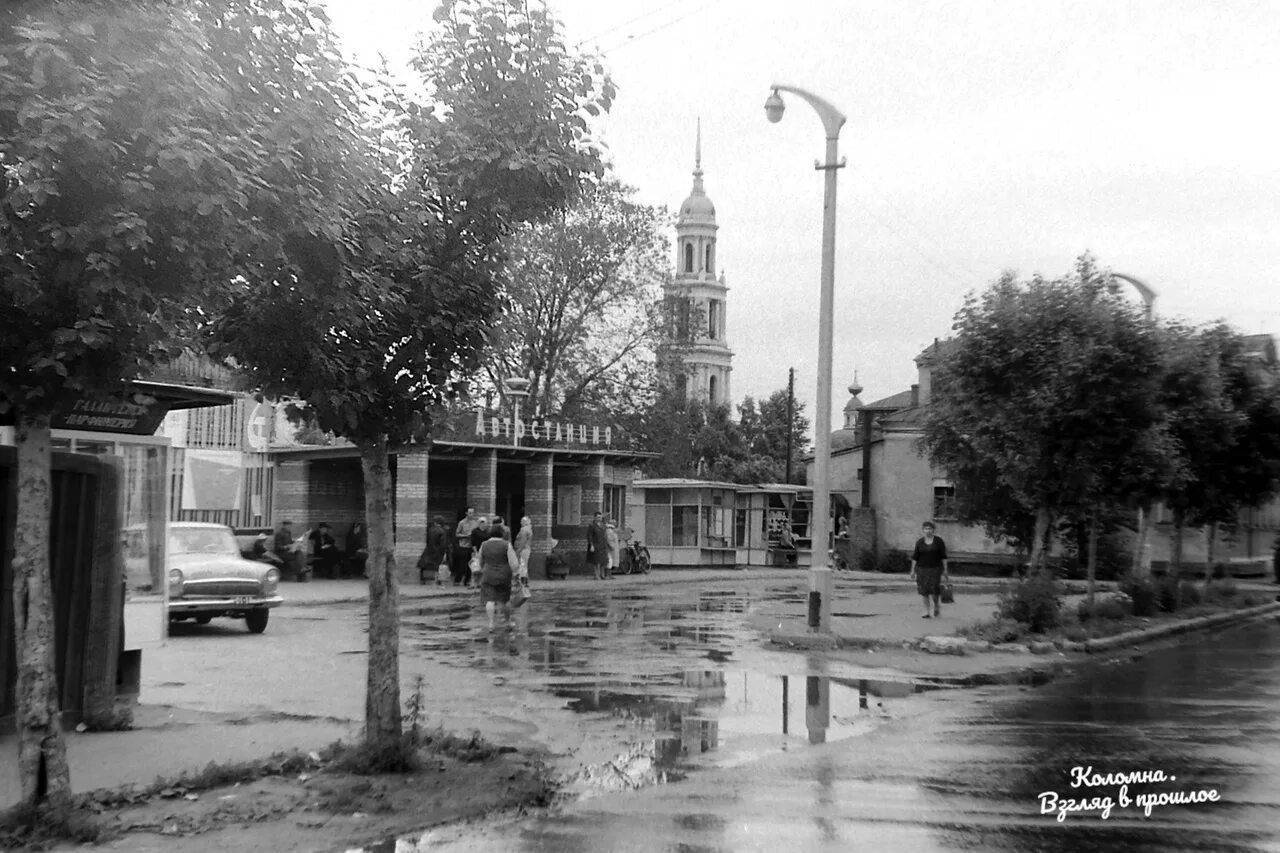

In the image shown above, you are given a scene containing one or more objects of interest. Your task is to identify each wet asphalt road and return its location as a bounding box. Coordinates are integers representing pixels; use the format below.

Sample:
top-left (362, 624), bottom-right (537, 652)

top-left (360, 583), bottom-right (1280, 853)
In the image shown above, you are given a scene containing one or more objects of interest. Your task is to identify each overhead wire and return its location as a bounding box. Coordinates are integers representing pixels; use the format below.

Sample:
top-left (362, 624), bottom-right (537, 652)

top-left (575, 0), bottom-right (689, 47)
top-left (595, 0), bottom-right (723, 55)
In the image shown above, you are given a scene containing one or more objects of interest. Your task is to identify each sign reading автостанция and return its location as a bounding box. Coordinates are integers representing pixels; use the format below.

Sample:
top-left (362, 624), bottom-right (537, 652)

top-left (474, 410), bottom-right (612, 447)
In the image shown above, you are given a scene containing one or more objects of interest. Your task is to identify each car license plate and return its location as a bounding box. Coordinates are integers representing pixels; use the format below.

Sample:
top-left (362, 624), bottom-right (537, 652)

top-left (232, 596), bottom-right (252, 605)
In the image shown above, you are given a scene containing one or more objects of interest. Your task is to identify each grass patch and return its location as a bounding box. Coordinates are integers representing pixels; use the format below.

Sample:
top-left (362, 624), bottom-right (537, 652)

top-left (0, 800), bottom-right (108, 851)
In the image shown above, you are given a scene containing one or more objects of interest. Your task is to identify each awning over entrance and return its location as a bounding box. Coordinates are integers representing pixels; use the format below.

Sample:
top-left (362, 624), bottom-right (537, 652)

top-left (0, 380), bottom-right (236, 435)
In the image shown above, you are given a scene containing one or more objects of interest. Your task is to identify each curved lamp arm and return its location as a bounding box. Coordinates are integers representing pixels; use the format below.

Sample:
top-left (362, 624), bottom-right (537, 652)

top-left (768, 83), bottom-right (847, 139)
top-left (1110, 272), bottom-right (1157, 318)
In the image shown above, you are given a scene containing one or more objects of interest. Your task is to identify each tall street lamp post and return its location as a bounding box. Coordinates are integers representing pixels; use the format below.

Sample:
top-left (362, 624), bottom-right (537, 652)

top-left (504, 377), bottom-right (531, 447)
top-left (765, 84), bottom-right (846, 633)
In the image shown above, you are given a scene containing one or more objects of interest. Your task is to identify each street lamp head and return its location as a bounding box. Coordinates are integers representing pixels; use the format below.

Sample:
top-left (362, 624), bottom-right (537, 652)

top-left (764, 89), bottom-right (785, 123)
top-left (503, 376), bottom-right (531, 399)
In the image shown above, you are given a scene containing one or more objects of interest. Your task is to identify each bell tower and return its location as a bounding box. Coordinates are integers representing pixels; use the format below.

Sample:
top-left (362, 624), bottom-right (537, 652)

top-left (664, 121), bottom-right (733, 407)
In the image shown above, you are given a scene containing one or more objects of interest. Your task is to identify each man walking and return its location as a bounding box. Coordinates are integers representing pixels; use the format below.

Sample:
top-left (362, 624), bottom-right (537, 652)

top-left (586, 511), bottom-right (609, 580)
top-left (453, 507), bottom-right (480, 586)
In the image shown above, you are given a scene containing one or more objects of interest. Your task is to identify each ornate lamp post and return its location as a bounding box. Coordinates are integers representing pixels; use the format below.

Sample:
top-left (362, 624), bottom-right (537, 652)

top-left (503, 377), bottom-right (531, 446)
top-left (764, 84), bottom-right (846, 632)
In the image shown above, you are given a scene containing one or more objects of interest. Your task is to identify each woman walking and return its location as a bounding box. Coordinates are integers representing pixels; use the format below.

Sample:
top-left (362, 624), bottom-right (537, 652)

top-left (909, 520), bottom-right (949, 618)
top-left (515, 516), bottom-right (533, 580)
top-left (478, 523), bottom-right (519, 630)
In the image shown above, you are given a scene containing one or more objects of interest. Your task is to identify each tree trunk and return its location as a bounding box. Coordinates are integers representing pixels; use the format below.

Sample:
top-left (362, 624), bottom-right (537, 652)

top-left (1205, 521), bottom-right (1218, 588)
top-left (13, 411), bottom-right (72, 808)
top-left (360, 437), bottom-right (401, 752)
top-left (1170, 509), bottom-right (1185, 577)
top-left (1029, 508), bottom-right (1052, 570)
top-left (1132, 505), bottom-right (1150, 578)
top-left (1170, 509), bottom-right (1185, 609)
top-left (1086, 512), bottom-right (1098, 610)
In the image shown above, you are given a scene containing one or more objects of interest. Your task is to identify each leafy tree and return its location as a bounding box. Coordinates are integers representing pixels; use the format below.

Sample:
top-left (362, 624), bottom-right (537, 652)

top-left (206, 0), bottom-right (611, 757)
top-left (478, 179), bottom-right (669, 420)
top-left (0, 0), bottom-right (364, 808)
top-left (922, 255), bottom-right (1168, 597)
top-left (739, 388), bottom-right (811, 484)
top-left (1159, 322), bottom-right (1280, 580)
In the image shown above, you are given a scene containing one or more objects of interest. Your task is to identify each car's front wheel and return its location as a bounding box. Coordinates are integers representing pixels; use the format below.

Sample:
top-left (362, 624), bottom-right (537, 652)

top-left (245, 610), bottom-right (270, 634)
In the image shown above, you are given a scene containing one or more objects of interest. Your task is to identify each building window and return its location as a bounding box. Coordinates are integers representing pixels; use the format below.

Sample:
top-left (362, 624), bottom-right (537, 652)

top-left (603, 484), bottom-right (626, 527)
top-left (705, 244), bottom-right (713, 274)
top-left (684, 242), bottom-right (694, 273)
top-left (708, 375), bottom-right (718, 406)
top-left (734, 508), bottom-right (747, 547)
top-left (933, 485), bottom-right (957, 520)
top-left (672, 505), bottom-right (699, 546)
top-left (707, 300), bottom-right (719, 339)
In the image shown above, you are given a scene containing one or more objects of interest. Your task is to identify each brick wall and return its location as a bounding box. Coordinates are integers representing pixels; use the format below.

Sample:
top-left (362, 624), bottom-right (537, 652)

top-left (393, 450), bottom-right (429, 570)
top-left (273, 460), bottom-right (308, 524)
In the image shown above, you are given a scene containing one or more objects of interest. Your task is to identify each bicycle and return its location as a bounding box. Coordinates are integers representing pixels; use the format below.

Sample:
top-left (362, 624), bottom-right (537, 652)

top-left (618, 535), bottom-right (651, 575)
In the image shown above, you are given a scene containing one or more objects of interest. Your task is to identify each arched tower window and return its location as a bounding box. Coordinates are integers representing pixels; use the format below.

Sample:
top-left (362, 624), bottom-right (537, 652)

top-left (676, 373), bottom-right (688, 400)
top-left (683, 243), bottom-right (694, 273)
top-left (707, 300), bottom-right (719, 340)
top-left (705, 244), bottom-right (713, 275)
top-left (708, 375), bottom-right (718, 406)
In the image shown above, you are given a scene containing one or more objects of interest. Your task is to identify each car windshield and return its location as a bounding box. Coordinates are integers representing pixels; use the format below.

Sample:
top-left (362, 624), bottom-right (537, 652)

top-left (169, 527), bottom-right (236, 556)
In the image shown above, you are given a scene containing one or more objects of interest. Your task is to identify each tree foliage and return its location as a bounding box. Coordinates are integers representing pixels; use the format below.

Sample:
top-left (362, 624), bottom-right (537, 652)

top-left (205, 0), bottom-right (612, 754)
top-left (635, 386), bottom-right (809, 484)
top-left (0, 0), bottom-right (368, 809)
top-left (478, 179), bottom-right (669, 420)
top-left (921, 255), bottom-right (1168, 565)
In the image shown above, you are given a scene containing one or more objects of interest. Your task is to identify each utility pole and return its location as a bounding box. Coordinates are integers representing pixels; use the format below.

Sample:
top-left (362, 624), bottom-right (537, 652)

top-left (785, 367), bottom-right (795, 483)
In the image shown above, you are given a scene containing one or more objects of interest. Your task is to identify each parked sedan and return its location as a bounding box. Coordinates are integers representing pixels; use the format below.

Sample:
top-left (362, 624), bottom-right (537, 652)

top-left (166, 522), bottom-right (283, 633)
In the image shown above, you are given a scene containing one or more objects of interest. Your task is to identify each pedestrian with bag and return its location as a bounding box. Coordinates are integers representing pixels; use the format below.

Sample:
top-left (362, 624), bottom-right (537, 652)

top-left (417, 516), bottom-right (449, 586)
top-left (586, 511), bottom-right (609, 580)
top-left (513, 516), bottom-right (533, 607)
top-left (453, 507), bottom-right (480, 586)
top-left (909, 520), bottom-right (949, 618)
top-left (477, 524), bottom-right (519, 630)
top-left (468, 516), bottom-right (490, 587)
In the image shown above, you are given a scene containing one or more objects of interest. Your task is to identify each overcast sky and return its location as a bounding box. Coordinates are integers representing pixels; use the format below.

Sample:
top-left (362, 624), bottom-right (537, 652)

top-left (325, 0), bottom-right (1280, 433)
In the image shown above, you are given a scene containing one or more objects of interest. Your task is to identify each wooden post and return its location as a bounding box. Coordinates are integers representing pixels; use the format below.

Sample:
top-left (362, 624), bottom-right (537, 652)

top-left (82, 456), bottom-right (126, 729)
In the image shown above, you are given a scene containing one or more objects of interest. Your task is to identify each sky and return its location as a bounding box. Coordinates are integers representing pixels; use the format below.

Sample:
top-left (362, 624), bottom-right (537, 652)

top-left (324, 0), bottom-right (1280, 434)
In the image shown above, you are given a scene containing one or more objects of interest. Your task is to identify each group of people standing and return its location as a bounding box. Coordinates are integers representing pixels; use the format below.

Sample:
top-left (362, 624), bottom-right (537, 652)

top-left (418, 508), bottom-right (533, 629)
top-left (585, 511), bottom-right (621, 580)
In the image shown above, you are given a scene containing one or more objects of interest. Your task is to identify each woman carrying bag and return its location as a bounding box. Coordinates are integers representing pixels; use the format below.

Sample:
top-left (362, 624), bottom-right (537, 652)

top-left (478, 524), bottom-right (519, 630)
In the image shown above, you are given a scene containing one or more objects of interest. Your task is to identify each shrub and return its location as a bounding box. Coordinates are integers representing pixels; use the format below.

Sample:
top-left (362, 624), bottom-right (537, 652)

top-left (1203, 577), bottom-right (1238, 606)
top-left (1179, 581), bottom-right (1203, 608)
top-left (1118, 573), bottom-right (1159, 617)
top-left (1077, 595), bottom-right (1130, 622)
top-left (1211, 562), bottom-right (1229, 580)
top-left (877, 550), bottom-right (911, 574)
top-left (996, 569), bottom-right (1062, 633)
top-left (1155, 574), bottom-right (1180, 613)
top-left (958, 617), bottom-right (1026, 645)
top-left (857, 548), bottom-right (877, 573)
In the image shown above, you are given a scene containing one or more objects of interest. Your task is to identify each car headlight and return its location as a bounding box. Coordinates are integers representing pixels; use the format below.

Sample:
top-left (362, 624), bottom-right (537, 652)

top-left (265, 568), bottom-right (280, 586)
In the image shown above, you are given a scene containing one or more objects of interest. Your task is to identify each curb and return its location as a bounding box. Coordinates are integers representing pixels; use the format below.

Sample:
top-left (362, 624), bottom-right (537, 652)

top-left (768, 630), bottom-right (838, 650)
top-left (1058, 600), bottom-right (1280, 653)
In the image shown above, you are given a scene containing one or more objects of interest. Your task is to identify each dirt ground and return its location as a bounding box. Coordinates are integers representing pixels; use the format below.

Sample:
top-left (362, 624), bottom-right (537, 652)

top-left (34, 746), bottom-right (551, 853)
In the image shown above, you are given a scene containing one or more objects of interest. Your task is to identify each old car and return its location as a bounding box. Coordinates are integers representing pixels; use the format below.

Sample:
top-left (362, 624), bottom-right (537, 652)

top-left (164, 522), bottom-right (283, 633)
